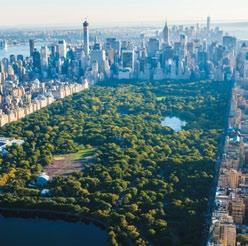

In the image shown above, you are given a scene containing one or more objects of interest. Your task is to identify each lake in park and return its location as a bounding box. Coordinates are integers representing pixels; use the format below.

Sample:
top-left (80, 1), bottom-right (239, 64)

top-left (161, 117), bottom-right (186, 132)
top-left (0, 216), bottom-right (108, 246)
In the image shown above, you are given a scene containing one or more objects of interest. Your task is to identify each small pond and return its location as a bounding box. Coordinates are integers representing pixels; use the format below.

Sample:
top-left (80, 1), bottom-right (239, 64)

top-left (161, 117), bottom-right (187, 132)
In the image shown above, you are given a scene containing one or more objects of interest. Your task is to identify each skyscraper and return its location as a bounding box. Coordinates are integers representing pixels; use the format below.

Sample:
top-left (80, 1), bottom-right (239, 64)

top-left (148, 38), bottom-right (160, 57)
top-left (32, 49), bottom-right (41, 71)
top-left (58, 40), bottom-right (67, 58)
top-left (223, 36), bottom-right (237, 51)
top-left (122, 50), bottom-right (134, 70)
top-left (29, 39), bottom-right (35, 57)
top-left (83, 20), bottom-right (90, 56)
top-left (40, 46), bottom-right (49, 68)
top-left (162, 22), bottom-right (169, 45)
top-left (90, 43), bottom-right (106, 73)
top-left (207, 16), bottom-right (211, 31)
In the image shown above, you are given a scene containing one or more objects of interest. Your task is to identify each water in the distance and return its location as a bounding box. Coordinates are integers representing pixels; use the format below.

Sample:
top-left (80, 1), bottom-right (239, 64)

top-left (161, 117), bottom-right (186, 132)
top-left (219, 23), bottom-right (248, 40)
top-left (0, 45), bottom-right (30, 59)
top-left (0, 216), bottom-right (108, 246)
top-left (0, 42), bottom-right (48, 60)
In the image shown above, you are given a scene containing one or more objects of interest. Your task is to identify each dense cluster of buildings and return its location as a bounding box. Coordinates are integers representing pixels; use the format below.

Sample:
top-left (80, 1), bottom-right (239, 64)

top-left (0, 80), bottom-right (88, 127)
top-left (0, 42), bottom-right (89, 127)
top-left (1, 18), bottom-right (248, 129)
top-left (1, 17), bottom-right (244, 87)
top-left (83, 17), bottom-right (239, 82)
top-left (0, 24), bottom-right (93, 127)
top-left (208, 83), bottom-right (248, 246)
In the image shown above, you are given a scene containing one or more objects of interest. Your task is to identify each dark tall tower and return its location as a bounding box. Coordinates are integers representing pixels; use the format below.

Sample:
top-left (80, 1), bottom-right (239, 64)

top-left (32, 49), bottom-right (41, 71)
top-left (83, 20), bottom-right (89, 56)
top-left (29, 39), bottom-right (35, 57)
top-left (162, 22), bottom-right (169, 45)
top-left (207, 16), bottom-right (211, 31)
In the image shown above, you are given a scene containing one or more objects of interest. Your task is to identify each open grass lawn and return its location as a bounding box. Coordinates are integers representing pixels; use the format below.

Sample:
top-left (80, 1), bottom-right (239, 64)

top-left (45, 147), bottom-right (96, 177)
top-left (55, 147), bottom-right (95, 161)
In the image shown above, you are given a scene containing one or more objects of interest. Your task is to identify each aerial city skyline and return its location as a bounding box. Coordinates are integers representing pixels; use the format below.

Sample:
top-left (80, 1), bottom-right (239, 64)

top-left (0, 2), bottom-right (248, 244)
top-left (0, 16), bottom-right (246, 129)
top-left (0, 17), bottom-right (245, 83)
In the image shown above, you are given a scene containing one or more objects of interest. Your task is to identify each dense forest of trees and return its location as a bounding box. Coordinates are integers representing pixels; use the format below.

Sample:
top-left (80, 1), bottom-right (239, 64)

top-left (0, 80), bottom-right (231, 245)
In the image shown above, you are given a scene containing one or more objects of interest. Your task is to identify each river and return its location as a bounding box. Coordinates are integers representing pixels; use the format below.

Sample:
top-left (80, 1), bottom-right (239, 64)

top-left (0, 45), bottom-right (30, 60)
top-left (0, 42), bottom-right (49, 60)
top-left (0, 216), bottom-right (108, 246)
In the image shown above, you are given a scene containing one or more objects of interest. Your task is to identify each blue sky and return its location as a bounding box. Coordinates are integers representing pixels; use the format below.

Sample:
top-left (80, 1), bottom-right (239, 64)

top-left (1, 0), bottom-right (248, 27)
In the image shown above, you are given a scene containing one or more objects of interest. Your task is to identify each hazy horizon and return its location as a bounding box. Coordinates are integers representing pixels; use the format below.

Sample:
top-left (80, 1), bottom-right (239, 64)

top-left (1, 0), bottom-right (248, 27)
top-left (1, 19), bottom-right (248, 30)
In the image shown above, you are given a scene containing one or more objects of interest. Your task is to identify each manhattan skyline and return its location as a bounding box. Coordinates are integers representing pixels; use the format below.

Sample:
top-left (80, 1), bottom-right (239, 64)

top-left (1, 0), bottom-right (248, 27)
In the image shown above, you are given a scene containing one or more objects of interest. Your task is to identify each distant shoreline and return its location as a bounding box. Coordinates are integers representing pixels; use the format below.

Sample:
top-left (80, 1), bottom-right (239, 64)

top-left (1, 20), bottom-right (248, 30)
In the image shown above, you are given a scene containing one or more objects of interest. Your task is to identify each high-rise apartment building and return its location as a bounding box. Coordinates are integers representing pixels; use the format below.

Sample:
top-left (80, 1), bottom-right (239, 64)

top-left (229, 198), bottom-right (246, 224)
top-left (40, 46), bottom-right (49, 68)
top-left (122, 50), bottom-right (134, 70)
top-left (219, 223), bottom-right (236, 246)
top-left (83, 20), bottom-right (90, 56)
top-left (29, 39), bottom-right (35, 57)
top-left (147, 38), bottom-right (160, 57)
top-left (58, 40), bottom-right (67, 58)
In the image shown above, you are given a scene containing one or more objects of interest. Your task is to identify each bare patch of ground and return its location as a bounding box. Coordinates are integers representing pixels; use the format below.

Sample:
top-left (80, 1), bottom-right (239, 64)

top-left (44, 148), bottom-right (95, 178)
top-left (45, 157), bottom-right (82, 178)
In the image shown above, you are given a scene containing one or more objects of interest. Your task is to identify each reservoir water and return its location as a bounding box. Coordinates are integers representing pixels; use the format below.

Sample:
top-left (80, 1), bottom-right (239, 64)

top-left (161, 117), bottom-right (186, 132)
top-left (0, 216), bottom-right (108, 246)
